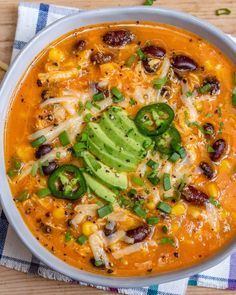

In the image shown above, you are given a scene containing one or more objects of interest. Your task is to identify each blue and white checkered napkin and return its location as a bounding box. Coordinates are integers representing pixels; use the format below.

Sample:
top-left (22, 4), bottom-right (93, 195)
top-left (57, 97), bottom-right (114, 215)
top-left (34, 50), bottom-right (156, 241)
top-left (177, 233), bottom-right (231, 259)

top-left (1, 2), bottom-right (236, 294)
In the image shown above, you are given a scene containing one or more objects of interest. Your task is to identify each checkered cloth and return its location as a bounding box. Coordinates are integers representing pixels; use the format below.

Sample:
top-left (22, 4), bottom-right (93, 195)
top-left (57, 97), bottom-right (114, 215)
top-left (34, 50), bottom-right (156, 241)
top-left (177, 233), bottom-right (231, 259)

top-left (1, 2), bottom-right (236, 294)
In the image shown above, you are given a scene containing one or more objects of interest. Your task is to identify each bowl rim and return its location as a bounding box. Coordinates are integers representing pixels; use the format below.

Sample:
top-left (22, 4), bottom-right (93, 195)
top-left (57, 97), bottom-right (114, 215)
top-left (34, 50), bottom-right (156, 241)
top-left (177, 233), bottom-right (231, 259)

top-left (0, 6), bottom-right (236, 288)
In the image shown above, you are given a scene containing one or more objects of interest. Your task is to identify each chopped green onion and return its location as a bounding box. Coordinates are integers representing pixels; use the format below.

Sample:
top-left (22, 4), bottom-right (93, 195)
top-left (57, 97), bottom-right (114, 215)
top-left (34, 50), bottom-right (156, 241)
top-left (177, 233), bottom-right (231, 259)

top-left (81, 132), bottom-right (88, 142)
top-left (163, 173), bottom-right (171, 191)
top-left (129, 98), bottom-right (137, 106)
top-left (85, 101), bottom-right (93, 110)
top-left (218, 122), bottom-right (224, 134)
top-left (153, 76), bottom-right (167, 90)
top-left (94, 260), bottom-right (104, 267)
top-left (169, 152), bottom-right (180, 163)
top-left (159, 237), bottom-right (174, 245)
top-left (147, 159), bottom-right (158, 170)
top-left (111, 87), bottom-right (124, 102)
top-left (84, 113), bottom-right (93, 122)
top-left (133, 204), bottom-right (147, 218)
top-left (199, 83), bottom-right (211, 94)
top-left (65, 232), bottom-right (72, 242)
top-left (78, 101), bottom-right (84, 115)
top-left (143, 0), bottom-right (156, 5)
top-left (93, 92), bottom-right (104, 101)
top-left (16, 191), bottom-right (30, 202)
top-left (205, 113), bottom-right (213, 118)
top-left (209, 197), bottom-right (220, 208)
top-left (178, 147), bottom-right (187, 159)
top-left (125, 54), bottom-right (136, 67)
top-left (31, 135), bottom-right (46, 148)
top-left (7, 169), bottom-right (18, 178)
top-left (59, 131), bottom-right (70, 146)
top-left (131, 176), bottom-right (144, 186)
top-left (30, 163), bottom-right (38, 177)
top-left (162, 225), bottom-right (168, 233)
top-left (36, 188), bottom-right (51, 198)
top-left (56, 152), bottom-right (61, 159)
top-left (232, 88), bottom-right (236, 107)
top-left (136, 48), bottom-right (146, 60)
top-left (128, 188), bottom-right (137, 198)
top-left (146, 216), bottom-right (159, 225)
top-left (186, 91), bottom-right (192, 97)
top-left (207, 145), bottom-right (215, 153)
top-left (98, 204), bottom-right (113, 218)
top-left (215, 8), bottom-right (231, 16)
top-left (76, 234), bottom-right (88, 245)
top-left (147, 174), bottom-right (160, 185)
top-left (157, 201), bottom-right (172, 214)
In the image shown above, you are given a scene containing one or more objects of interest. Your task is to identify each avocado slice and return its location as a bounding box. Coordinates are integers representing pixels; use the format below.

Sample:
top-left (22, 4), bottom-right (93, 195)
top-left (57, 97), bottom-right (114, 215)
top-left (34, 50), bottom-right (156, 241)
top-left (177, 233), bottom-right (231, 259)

top-left (83, 172), bottom-right (116, 203)
top-left (87, 122), bottom-right (138, 165)
top-left (99, 112), bottom-right (146, 159)
top-left (106, 107), bottom-right (152, 146)
top-left (82, 151), bottom-right (128, 190)
top-left (87, 138), bottom-right (136, 172)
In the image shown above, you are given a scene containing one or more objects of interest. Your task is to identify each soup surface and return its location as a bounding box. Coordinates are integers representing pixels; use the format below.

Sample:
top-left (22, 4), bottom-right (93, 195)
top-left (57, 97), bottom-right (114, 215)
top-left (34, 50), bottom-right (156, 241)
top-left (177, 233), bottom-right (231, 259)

top-left (5, 22), bottom-right (236, 276)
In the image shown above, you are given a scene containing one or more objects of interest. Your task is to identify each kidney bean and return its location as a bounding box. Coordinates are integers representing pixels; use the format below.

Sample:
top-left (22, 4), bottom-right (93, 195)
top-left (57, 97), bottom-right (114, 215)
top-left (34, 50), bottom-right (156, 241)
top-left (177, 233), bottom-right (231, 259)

top-left (104, 221), bottom-right (117, 236)
top-left (210, 139), bottom-right (226, 162)
top-left (42, 161), bottom-right (58, 176)
top-left (142, 58), bottom-right (161, 73)
top-left (102, 29), bottom-right (135, 47)
top-left (142, 45), bottom-right (166, 58)
top-left (35, 144), bottom-right (52, 159)
top-left (201, 76), bottom-right (220, 95)
top-left (126, 224), bottom-right (151, 243)
top-left (202, 123), bottom-right (215, 138)
top-left (181, 185), bottom-right (209, 206)
top-left (171, 54), bottom-right (198, 71)
top-left (90, 52), bottom-right (113, 65)
top-left (199, 161), bottom-right (214, 179)
top-left (74, 39), bottom-right (87, 52)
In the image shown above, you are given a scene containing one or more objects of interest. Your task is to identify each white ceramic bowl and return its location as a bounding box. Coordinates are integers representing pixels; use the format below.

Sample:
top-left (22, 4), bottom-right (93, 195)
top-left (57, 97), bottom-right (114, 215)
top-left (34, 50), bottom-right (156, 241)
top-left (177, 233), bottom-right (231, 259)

top-left (0, 7), bottom-right (236, 288)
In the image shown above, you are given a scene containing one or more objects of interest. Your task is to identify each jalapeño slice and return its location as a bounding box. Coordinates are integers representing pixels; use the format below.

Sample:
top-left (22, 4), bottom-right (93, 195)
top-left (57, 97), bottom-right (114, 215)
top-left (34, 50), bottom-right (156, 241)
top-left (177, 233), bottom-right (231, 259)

top-left (155, 126), bottom-right (181, 155)
top-left (48, 164), bottom-right (87, 200)
top-left (134, 103), bottom-right (174, 136)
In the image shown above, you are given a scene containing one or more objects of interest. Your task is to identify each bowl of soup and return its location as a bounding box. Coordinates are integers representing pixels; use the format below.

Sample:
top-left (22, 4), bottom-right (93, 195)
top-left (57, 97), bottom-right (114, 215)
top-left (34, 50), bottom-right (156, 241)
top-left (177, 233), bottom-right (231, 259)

top-left (0, 7), bottom-right (236, 288)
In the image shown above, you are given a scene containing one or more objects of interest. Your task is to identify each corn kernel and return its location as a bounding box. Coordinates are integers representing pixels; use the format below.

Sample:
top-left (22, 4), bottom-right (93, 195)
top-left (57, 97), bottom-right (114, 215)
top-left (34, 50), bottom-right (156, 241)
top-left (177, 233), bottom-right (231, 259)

top-left (100, 62), bottom-right (117, 75)
top-left (82, 221), bottom-right (97, 236)
top-left (207, 183), bottom-right (219, 198)
top-left (171, 221), bottom-right (179, 233)
top-left (48, 47), bottom-right (65, 63)
top-left (195, 101), bottom-right (203, 112)
top-left (53, 207), bottom-right (65, 219)
top-left (172, 202), bottom-right (186, 216)
top-left (221, 209), bottom-right (229, 219)
top-left (219, 159), bottom-right (231, 173)
top-left (204, 60), bottom-right (213, 71)
top-left (146, 201), bottom-right (156, 210)
top-left (16, 145), bottom-right (34, 162)
top-left (120, 258), bottom-right (128, 265)
top-left (188, 207), bottom-right (201, 219)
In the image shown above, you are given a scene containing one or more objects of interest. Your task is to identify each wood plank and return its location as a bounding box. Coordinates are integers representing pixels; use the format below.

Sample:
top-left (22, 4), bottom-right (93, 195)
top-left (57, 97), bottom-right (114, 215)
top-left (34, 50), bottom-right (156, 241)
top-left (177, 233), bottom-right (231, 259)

top-left (0, 1), bottom-right (235, 294)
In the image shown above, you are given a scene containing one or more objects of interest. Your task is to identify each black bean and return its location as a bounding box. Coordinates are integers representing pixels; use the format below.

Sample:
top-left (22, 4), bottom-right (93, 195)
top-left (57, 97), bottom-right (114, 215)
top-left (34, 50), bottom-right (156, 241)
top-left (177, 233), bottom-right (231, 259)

top-left (171, 54), bottom-right (198, 71)
top-left (37, 79), bottom-right (43, 87)
top-left (35, 144), bottom-right (52, 159)
top-left (104, 221), bottom-right (117, 236)
top-left (74, 40), bottom-right (87, 52)
top-left (103, 30), bottom-right (135, 47)
top-left (90, 52), bottom-right (113, 65)
top-left (210, 139), bottom-right (226, 162)
top-left (142, 45), bottom-right (166, 58)
top-left (126, 224), bottom-right (151, 243)
top-left (202, 76), bottom-right (220, 95)
top-left (42, 161), bottom-right (58, 176)
top-left (142, 58), bottom-right (161, 73)
top-left (199, 161), bottom-right (214, 179)
top-left (202, 123), bottom-right (215, 138)
top-left (181, 185), bottom-right (209, 206)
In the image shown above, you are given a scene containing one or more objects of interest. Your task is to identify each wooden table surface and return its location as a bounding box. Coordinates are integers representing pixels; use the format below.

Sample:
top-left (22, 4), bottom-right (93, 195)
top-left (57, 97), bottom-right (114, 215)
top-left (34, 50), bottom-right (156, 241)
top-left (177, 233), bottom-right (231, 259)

top-left (0, 0), bottom-right (236, 294)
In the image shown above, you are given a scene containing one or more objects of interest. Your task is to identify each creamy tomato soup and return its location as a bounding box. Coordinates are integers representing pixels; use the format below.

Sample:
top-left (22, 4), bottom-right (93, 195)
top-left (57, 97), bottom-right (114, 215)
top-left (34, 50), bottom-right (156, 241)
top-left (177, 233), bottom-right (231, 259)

top-left (5, 22), bottom-right (236, 276)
